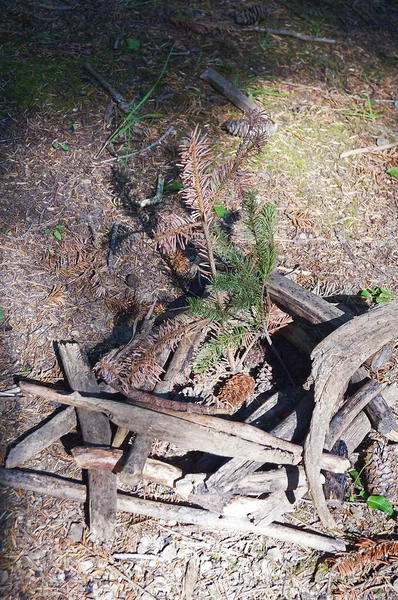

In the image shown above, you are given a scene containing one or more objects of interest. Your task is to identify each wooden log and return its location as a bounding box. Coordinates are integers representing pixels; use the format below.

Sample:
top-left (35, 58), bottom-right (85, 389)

top-left (325, 379), bottom-right (385, 451)
top-left (267, 273), bottom-right (351, 330)
top-left (304, 300), bottom-right (398, 528)
top-left (0, 467), bottom-right (346, 552)
top-left (250, 487), bottom-right (309, 526)
top-left (340, 383), bottom-right (397, 455)
top-left (71, 447), bottom-right (182, 488)
top-left (19, 382), bottom-right (301, 465)
top-left (202, 393), bottom-right (347, 498)
top-left (200, 67), bottom-right (259, 113)
top-left (58, 342), bottom-right (117, 544)
top-left (350, 368), bottom-right (397, 434)
top-left (5, 407), bottom-right (77, 469)
top-left (281, 323), bottom-right (397, 436)
top-left (119, 435), bottom-right (153, 486)
top-left (234, 467), bottom-right (312, 495)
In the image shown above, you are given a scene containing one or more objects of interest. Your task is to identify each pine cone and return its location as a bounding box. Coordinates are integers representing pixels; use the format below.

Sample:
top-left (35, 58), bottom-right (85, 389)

top-left (235, 5), bottom-right (268, 25)
top-left (218, 374), bottom-right (256, 412)
top-left (363, 436), bottom-right (398, 501)
top-left (222, 116), bottom-right (277, 139)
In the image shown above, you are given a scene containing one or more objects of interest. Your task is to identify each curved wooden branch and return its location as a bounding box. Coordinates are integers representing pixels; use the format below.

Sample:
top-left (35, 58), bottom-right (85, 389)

top-left (304, 301), bottom-right (398, 528)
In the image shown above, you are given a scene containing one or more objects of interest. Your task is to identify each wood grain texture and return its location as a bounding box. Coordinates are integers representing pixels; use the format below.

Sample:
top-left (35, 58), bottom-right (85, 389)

top-left (304, 301), bottom-right (398, 528)
top-left (0, 467), bottom-right (346, 553)
top-left (6, 407), bottom-right (77, 468)
top-left (58, 342), bottom-right (117, 543)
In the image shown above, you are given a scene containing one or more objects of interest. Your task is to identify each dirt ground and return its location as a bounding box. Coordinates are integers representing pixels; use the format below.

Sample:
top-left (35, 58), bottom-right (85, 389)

top-left (1, 0), bottom-right (398, 598)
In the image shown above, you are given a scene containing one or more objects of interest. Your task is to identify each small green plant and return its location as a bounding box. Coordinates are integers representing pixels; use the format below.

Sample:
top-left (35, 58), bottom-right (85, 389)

top-left (0, 308), bottom-right (5, 325)
top-left (386, 167), bottom-right (398, 178)
top-left (126, 38), bottom-right (140, 52)
top-left (359, 287), bottom-right (395, 303)
top-left (44, 224), bottom-right (67, 240)
top-left (349, 469), bottom-right (394, 516)
top-left (52, 140), bottom-right (70, 151)
top-left (108, 46), bottom-right (174, 154)
top-left (339, 94), bottom-right (380, 121)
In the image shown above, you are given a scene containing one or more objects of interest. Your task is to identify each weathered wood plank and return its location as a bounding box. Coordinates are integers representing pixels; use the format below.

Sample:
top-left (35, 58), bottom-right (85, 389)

top-left (58, 342), bottom-right (117, 544)
top-left (5, 407), bottom-right (77, 468)
top-left (0, 467), bottom-right (346, 553)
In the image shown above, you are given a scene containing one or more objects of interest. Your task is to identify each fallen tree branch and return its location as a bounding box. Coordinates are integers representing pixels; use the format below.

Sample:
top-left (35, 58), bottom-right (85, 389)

top-left (0, 467), bottom-right (346, 552)
top-left (84, 63), bottom-right (130, 113)
top-left (100, 126), bottom-right (175, 164)
top-left (19, 382), bottom-right (301, 465)
top-left (304, 301), bottom-right (398, 528)
top-left (245, 26), bottom-right (336, 43)
top-left (340, 141), bottom-right (398, 158)
top-left (200, 67), bottom-right (259, 113)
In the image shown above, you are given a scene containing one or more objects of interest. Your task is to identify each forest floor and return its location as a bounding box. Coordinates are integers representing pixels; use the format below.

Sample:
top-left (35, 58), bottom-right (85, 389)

top-left (0, 0), bottom-right (398, 598)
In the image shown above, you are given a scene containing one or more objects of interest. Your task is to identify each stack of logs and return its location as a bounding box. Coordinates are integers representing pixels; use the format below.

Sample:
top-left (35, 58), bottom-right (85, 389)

top-left (1, 272), bottom-right (397, 555)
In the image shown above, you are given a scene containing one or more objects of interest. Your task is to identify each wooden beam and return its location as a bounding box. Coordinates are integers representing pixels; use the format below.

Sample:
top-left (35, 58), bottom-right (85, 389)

top-left (5, 407), bottom-right (77, 468)
top-left (58, 342), bottom-right (117, 544)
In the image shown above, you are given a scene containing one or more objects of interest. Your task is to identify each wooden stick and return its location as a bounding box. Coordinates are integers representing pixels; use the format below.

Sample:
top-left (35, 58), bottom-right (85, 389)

top-left (340, 383), bottom-right (397, 455)
top-left (267, 272), bottom-right (351, 330)
top-left (71, 447), bottom-right (182, 488)
top-left (200, 67), bottom-right (258, 113)
top-left (5, 407), bottom-right (77, 468)
top-left (19, 382), bottom-right (301, 465)
top-left (100, 126), bottom-right (175, 163)
top-left (304, 300), bottom-right (398, 528)
top-left (0, 467), bottom-right (346, 552)
top-left (250, 487), bottom-right (309, 526)
top-left (340, 141), bottom-right (398, 159)
top-left (245, 26), bottom-right (336, 43)
top-left (58, 343), bottom-right (117, 544)
top-left (325, 379), bottom-right (385, 450)
top-left (84, 63), bottom-right (130, 113)
top-left (119, 434), bottom-right (153, 486)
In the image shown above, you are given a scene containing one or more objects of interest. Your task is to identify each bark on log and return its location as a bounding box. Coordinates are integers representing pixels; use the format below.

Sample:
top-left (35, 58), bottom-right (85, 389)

top-left (200, 67), bottom-right (259, 113)
top-left (71, 447), bottom-right (182, 488)
top-left (0, 467), bottom-right (346, 552)
top-left (5, 407), bottom-right (77, 468)
top-left (58, 342), bottom-right (117, 544)
top-left (19, 382), bottom-right (301, 465)
top-left (267, 273), bottom-right (350, 330)
top-left (304, 301), bottom-right (398, 528)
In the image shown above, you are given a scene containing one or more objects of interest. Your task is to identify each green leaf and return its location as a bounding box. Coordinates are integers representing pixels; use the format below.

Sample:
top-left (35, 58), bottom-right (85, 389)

top-left (386, 167), bottom-right (398, 178)
top-left (164, 182), bottom-right (184, 192)
top-left (44, 229), bottom-right (50, 234)
top-left (214, 200), bottom-right (228, 218)
top-left (55, 225), bottom-right (66, 232)
top-left (359, 289), bottom-right (372, 298)
top-left (126, 38), bottom-right (140, 51)
top-left (366, 495), bottom-right (394, 516)
top-left (53, 230), bottom-right (62, 240)
top-left (60, 143), bottom-right (70, 151)
top-left (71, 123), bottom-right (79, 131)
top-left (52, 141), bottom-right (59, 149)
top-left (0, 307), bottom-right (5, 325)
